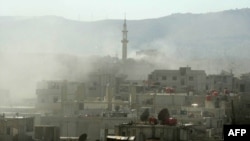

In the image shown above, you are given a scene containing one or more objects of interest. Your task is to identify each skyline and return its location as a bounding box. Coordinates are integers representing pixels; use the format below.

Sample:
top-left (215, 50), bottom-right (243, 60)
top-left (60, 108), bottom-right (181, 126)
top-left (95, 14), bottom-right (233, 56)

top-left (1, 0), bottom-right (250, 21)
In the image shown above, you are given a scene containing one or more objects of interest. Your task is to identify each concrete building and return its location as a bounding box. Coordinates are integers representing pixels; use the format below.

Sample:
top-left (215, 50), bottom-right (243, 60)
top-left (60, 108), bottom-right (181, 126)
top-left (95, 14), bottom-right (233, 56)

top-left (114, 124), bottom-right (199, 141)
top-left (34, 125), bottom-right (60, 141)
top-left (36, 80), bottom-right (85, 115)
top-left (227, 94), bottom-right (250, 124)
top-left (86, 71), bottom-right (125, 99)
top-left (39, 116), bottom-right (134, 141)
top-left (148, 67), bottom-right (206, 94)
top-left (237, 72), bottom-right (250, 94)
top-left (206, 70), bottom-right (235, 93)
top-left (135, 93), bottom-right (189, 116)
top-left (0, 115), bottom-right (34, 141)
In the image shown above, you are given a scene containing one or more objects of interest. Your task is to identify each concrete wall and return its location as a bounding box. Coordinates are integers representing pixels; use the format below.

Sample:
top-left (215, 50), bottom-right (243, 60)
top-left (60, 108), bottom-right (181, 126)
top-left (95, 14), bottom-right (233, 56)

top-left (116, 125), bottom-right (189, 141)
top-left (40, 116), bottom-right (133, 141)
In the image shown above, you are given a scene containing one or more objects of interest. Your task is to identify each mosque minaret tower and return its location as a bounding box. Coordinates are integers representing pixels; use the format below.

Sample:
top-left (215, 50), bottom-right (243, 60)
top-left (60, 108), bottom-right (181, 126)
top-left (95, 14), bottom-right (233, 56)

top-left (121, 18), bottom-right (128, 61)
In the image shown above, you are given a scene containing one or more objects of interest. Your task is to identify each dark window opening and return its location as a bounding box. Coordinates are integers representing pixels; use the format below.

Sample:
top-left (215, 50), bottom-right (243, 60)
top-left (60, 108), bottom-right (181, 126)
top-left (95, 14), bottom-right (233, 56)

top-left (162, 76), bottom-right (167, 80)
top-left (79, 103), bottom-right (84, 110)
top-left (189, 76), bottom-right (194, 81)
top-left (173, 76), bottom-right (177, 81)
top-left (181, 79), bottom-right (185, 85)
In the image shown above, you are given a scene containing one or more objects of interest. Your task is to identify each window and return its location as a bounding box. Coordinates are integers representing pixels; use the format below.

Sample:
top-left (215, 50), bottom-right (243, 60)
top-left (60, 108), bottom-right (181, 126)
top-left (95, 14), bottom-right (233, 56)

top-left (189, 85), bottom-right (194, 90)
top-left (162, 76), bottom-right (167, 80)
top-left (246, 104), bottom-right (250, 108)
top-left (89, 87), bottom-right (96, 90)
top-left (6, 127), bottom-right (11, 135)
top-left (53, 97), bottom-right (58, 103)
top-left (26, 118), bottom-right (34, 132)
top-left (223, 76), bottom-right (227, 83)
top-left (181, 79), bottom-right (185, 85)
top-left (132, 129), bottom-right (136, 136)
top-left (79, 103), bottom-right (84, 110)
top-left (133, 82), bottom-right (138, 85)
top-left (189, 76), bottom-right (194, 81)
top-left (240, 84), bottom-right (245, 92)
top-left (172, 76), bottom-right (177, 80)
top-left (148, 75), bottom-right (152, 79)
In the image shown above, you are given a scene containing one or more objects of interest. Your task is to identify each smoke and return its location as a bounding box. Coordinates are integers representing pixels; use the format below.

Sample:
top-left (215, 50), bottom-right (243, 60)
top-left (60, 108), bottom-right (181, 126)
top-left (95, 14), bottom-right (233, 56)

top-left (0, 16), bottom-right (122, 102)
top-left (0, 52), bottom-right (97, 102)
top-left (1, 10), bottom-right (250, 103)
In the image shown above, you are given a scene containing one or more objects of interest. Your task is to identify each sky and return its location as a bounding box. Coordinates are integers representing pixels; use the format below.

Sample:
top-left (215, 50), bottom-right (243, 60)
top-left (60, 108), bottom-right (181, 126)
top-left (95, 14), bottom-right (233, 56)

top-left (1, 0), bottom-right (250, 21)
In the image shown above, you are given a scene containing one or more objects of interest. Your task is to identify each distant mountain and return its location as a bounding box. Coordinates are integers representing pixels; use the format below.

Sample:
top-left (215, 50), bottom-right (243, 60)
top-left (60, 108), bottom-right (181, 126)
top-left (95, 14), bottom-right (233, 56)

top-left (1, 9), bottom-right (250, 60)
top-left (1, 9), bottom-right (250, 99)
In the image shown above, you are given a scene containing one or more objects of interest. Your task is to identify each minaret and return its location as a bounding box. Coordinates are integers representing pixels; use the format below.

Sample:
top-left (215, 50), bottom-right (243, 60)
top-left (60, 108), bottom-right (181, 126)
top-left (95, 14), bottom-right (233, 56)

top-left (121, 18), bottom-right (128, 61)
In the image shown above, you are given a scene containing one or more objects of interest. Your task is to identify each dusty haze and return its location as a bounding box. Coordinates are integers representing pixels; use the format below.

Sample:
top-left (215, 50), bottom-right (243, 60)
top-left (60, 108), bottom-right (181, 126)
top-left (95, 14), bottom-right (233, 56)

top-left (1, 9), bottom-right (250, 102)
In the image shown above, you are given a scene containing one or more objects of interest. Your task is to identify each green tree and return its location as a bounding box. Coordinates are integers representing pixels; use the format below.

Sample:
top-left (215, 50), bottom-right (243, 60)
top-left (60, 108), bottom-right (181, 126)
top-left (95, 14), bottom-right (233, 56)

top-left (158, 108), bottom-right (170, 125)
top-left (140, 108), bottom-right (150, 123)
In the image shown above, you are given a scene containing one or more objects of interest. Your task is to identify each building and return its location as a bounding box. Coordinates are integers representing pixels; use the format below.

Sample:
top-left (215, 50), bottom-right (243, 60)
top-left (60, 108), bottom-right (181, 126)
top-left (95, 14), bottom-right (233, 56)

top-left (114, 124), bottom-right (193, 141)
top-left (0, 115), bottom-right (34, 141)
top-left (86, 71), bottom-right (125, 99)
top-left (34, 125), bottom-right (60, 141)
top-left (39, 116), bottom-right (134, 141)
top-left (148, 67), bottom-right (207, 94)
top-left (36, 80), bottom-right (85, 115)
top-left (237, 72), bottom-right (250, 94)
top-left (206, 70), bottom-right (235, 93)
top-left (227, 94), bottom-right (250, 124)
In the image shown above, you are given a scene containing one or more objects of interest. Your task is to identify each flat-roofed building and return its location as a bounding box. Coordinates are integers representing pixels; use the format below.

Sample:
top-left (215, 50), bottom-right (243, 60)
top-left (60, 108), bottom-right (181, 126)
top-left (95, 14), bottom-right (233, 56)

top-left (36, 80), bottom-right (85, 115)
top-left (148, 67), bottom-right (206, 94)
top-left (206, 70), bottom-right (235, 93)
top-left (0, 116), bottom-right (34, 141)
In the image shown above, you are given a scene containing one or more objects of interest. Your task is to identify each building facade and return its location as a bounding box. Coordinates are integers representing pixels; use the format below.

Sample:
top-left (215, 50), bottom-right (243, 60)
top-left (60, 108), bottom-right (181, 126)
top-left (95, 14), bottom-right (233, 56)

top-left (0, 116), bottom-right (34, 141)
top-left (148, 67), bottom-right (206, 94)
top-left (206, 70), bottom-right (235, 93)
top-left (36, 80), bottom-right (85, 115)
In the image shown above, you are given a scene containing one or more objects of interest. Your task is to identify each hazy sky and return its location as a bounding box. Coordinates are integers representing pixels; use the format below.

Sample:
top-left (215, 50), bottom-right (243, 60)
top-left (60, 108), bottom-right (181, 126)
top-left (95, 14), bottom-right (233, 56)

top-left (1, 0), bottom-right (250, 21)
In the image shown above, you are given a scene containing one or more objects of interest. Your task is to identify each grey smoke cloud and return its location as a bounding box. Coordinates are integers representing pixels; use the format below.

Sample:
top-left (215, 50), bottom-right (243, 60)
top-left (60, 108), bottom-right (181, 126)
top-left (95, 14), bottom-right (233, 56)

top-left (2, 10), bottom-right (250, 102)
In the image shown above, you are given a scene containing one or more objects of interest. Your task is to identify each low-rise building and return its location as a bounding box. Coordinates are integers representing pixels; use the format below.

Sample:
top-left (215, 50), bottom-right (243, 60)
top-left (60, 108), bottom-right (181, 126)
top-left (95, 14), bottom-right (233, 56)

top-left (206, 70), bottom-right (235, 93)
top-left (39, 116), bottom-right (134, 141)
top-left (114, 123), bottom-right (200, 141)
top-left (34, 125), bottom-right (60, 141)
top-left (0, 115), bottom-right (34, 141)
top-left (36, 80), bottom-right (85, 115)
top-left (148, 67), bottom-right (206, 94)
top-left (237, 72), bottom-right (250, 94)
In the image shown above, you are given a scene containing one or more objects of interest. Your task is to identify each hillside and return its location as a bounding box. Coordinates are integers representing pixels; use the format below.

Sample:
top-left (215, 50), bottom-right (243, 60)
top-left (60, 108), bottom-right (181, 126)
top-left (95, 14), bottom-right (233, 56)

top-left (1, 8), bottom-right (250, 99)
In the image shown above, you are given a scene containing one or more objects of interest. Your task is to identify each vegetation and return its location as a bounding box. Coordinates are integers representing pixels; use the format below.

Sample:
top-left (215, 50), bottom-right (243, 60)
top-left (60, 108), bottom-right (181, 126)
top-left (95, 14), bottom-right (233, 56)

top-left (158, 108), bottom-right (170, 125)
top-left (140, 108), bottom-right (150, 123)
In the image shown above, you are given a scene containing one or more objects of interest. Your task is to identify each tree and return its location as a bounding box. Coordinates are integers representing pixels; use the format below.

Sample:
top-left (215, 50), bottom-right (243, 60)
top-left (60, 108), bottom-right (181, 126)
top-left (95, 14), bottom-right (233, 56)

top-left (140, 108), bottom-right (150, 123)
top-left (158, 108), bottom-right (170, 125)
top-left (79, 133), bottom-right (87, 141)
